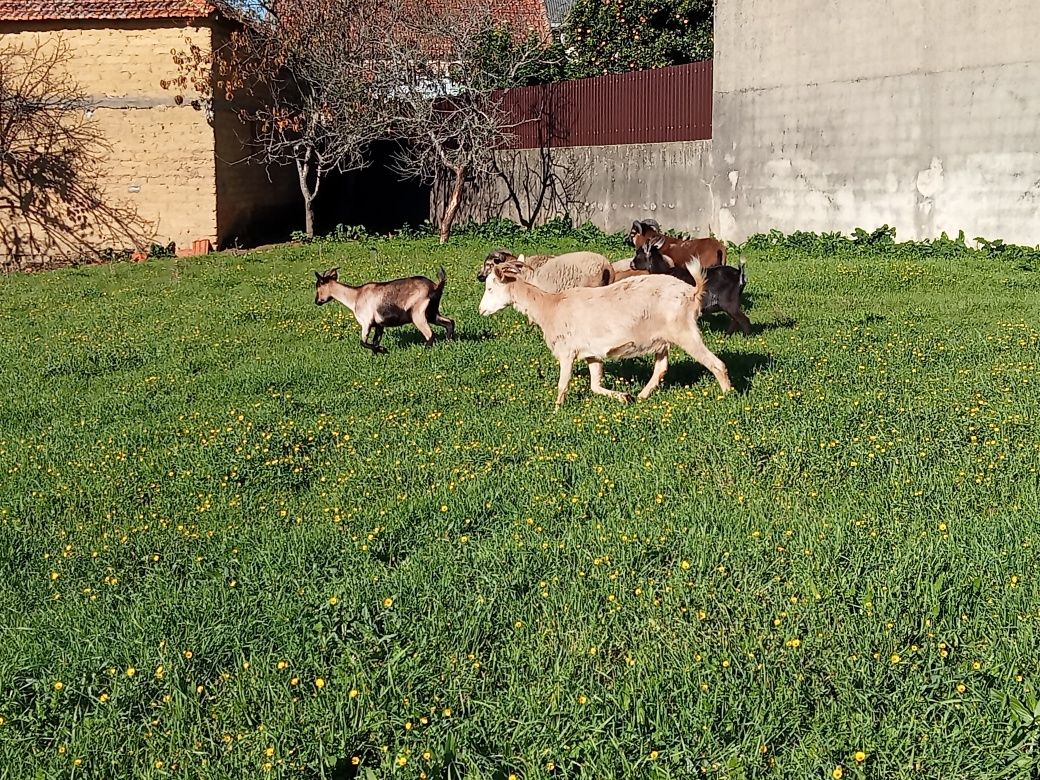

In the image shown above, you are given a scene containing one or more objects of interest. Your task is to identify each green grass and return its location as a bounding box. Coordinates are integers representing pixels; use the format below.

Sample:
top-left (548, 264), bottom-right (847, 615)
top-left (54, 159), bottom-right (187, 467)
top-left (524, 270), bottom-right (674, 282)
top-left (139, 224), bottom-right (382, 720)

top-left (0, 235), bottom-right (1038, 779)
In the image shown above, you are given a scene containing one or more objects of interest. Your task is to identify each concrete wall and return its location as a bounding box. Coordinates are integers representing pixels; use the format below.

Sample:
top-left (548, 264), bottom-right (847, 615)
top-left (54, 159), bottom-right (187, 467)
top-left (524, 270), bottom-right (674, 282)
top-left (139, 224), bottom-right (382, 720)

top-left (712, 0), bottom-right (1040, 244)
top-left (440, 140), bottom-right (717, 236)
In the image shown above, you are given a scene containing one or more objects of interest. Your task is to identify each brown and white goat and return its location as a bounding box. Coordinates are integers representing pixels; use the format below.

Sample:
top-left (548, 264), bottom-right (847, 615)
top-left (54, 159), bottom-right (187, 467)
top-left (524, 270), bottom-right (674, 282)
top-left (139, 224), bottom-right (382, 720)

top-left (629, 219), bottom-right (728, 269)
top-left (314, 267), bottom-right (454, 353)
top-left (632, 236), bottom-right (751, 336)
top-left (478, 260), bottom-right (732, 406)
top-left (477, 248), bottom-right (614, 292)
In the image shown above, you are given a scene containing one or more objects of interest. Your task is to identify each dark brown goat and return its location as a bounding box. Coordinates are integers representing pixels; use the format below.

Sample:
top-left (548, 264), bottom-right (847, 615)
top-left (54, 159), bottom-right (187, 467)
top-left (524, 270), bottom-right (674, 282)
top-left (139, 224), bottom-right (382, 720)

top-left (631, 236), bottom-right (751, 336)
top-left (629, 219), bottom-right (728, 269)
top-left (314, 267), bottom-right (454, 353)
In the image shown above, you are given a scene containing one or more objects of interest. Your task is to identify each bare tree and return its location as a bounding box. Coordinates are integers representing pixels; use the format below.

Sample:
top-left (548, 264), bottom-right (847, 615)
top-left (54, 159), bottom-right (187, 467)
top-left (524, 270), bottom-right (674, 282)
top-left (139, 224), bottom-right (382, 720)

top-left (387, 3), bottom-right (552, 243)
top-left (167, 0), bottom-right (393, 238)
top-left (0, 37), bottom-right (152, 268)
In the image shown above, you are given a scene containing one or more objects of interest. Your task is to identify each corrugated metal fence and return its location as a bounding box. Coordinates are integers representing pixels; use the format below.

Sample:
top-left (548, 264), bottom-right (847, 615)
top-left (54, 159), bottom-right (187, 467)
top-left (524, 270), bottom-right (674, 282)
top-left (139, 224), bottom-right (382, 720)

top-left (497, 60), bottom-right (713, 149)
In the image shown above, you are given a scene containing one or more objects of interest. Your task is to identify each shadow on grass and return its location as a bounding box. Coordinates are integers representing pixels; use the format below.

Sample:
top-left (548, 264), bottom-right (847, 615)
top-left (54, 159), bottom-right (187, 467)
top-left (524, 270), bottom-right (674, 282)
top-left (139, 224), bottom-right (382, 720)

top-left (608, 350), bottom-right (772, 395)
top-left (700, 313), bottom-right (797, 337)
top-left (387, 328), bottom-right (496, 349)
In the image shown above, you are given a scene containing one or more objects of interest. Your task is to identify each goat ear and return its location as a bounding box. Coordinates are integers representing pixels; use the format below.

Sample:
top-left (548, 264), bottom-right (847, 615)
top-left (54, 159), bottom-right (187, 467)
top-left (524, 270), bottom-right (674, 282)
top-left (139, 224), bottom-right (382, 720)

top-left (631, 220), bottom-right (644, 235)
top-left (314, 271), bottom-right (323, 281)
top-left (326, 267), bottom-right (339, 280)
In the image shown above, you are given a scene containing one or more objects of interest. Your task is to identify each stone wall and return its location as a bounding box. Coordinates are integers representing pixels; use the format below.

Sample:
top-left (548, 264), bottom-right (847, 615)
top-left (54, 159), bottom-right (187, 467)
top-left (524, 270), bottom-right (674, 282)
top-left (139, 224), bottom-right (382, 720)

top-left (712, 0), bottom-right (1040, 244)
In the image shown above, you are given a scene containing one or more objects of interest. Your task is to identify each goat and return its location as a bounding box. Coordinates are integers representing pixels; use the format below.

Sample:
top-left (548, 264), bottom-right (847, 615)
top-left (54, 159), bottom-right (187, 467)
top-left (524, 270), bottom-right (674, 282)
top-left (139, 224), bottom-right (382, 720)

top-left (631, 236), bottom-right (751, 336)
top-left (477, 248), bottom-right (614, 292)
top-left (629, 219), bottom-right (728, 269)
top-left (611, 257), bottom-right (648, 282)
top-left (478, 260), bottom-right (732, 406)
top-left (314, 266), bottom-right (454, 353)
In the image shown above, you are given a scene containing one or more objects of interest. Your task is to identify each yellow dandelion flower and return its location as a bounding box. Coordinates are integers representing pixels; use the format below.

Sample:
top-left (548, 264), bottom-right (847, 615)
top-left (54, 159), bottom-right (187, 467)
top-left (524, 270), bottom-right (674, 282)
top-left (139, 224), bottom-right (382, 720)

top-left (349, 688), bottom-right (359, 699)
top-left (956, 683), bottom-right (966, 694)
top-left (126, 666), bottom-right (136, 678)
top-left (50, 571), bottom-right (59, 581)
top-left (649, 750), bottom-right (659, 760)
top-left (442, 707), bottom-right (452, 717)
top-left (290, 677), bottom-right (299, 686)
top-left (396, 755), bottom-right (408, 767)
top-left (329, 596), bottom-right (338, 605)
top-left (53, 681), bottom-right (64, 691)
top-left (680, 560), bottom-right (690, 570)
top-left (383, 597), bottom-right (394, 608)
top-left (315, 677), bottom-right (326, 689)
top-left (832, 767), bottom-right (843, 779)
top-left (854, 751), bottom-right (866, 763)
top-left (183, 650), bottom-right (193, 659)
top-left (890, 653), bottom-right (901, 664)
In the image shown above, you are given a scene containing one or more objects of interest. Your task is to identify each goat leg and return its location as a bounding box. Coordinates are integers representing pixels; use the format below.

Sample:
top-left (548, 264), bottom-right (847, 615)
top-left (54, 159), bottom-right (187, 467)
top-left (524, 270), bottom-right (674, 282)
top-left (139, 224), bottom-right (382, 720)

top-left (411, 310), bottom-right (436, 347)
top-left (588, 359), bottom-right (633, 404)
top-left (676, 331), bottom-right (733, 393)
top-left (359, 323), bottom-right (387, 355)
top-left (636, 349), bottom-right (670, 400)
top-left (435, 315), bottom-right (456, 340)
top-left (554, 357), bottom-right (575, 408)
top-left (728, 309), bottom-right (752, 337)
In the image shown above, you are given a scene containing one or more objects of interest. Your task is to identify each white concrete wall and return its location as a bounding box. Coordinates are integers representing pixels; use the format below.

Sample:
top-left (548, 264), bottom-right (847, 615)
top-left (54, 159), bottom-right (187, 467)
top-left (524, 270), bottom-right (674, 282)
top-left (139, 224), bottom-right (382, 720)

top-left (441, 140), bottom-right (717, 236)
top-left (712, 0), bottom-right (1040, 244)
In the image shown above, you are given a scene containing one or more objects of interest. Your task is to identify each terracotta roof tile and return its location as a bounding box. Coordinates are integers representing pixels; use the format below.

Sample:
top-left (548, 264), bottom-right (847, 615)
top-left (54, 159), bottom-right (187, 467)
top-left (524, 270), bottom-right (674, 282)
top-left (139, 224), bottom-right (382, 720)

top-left (0, 0), bottom-right (216, 22)
top-left (424, 0), bottom-right (549, 38)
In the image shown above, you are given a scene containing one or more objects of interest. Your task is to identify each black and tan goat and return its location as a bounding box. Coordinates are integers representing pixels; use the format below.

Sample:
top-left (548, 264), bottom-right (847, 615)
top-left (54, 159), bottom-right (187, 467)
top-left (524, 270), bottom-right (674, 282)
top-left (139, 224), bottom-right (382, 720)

top-left (629, 219), bottom-right (728, 269)
top-left (632, 236), bottom-right (751, 336)
top-left (479, 259), bottom-right (732, 406)
top-left (314, 267), bottom-right (454, 353)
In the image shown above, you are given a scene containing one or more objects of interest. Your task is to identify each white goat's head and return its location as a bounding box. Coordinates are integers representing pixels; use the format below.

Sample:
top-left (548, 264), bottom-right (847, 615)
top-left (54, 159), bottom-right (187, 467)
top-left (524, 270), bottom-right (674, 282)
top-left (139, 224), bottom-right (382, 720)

top-left (478, 262), bottom-right (523, 316)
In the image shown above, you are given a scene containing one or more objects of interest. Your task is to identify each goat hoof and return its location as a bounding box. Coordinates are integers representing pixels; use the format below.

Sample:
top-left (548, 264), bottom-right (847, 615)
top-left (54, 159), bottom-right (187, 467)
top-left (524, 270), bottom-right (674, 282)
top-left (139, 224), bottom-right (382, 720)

top-left (621, 393), bottom-right (635, 404)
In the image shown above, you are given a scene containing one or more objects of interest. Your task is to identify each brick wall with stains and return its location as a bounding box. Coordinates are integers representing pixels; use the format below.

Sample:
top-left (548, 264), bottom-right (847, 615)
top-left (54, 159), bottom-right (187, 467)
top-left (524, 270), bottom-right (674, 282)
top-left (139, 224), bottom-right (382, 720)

top-left (0, 19), bottom-right (298, 265)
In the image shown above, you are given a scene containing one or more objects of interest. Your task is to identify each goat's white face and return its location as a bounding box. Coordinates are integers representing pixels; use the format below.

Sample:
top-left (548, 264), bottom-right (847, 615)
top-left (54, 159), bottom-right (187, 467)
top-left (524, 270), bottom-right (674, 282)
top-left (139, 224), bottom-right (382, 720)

top-left (478, 273), bottom-right (512, 316)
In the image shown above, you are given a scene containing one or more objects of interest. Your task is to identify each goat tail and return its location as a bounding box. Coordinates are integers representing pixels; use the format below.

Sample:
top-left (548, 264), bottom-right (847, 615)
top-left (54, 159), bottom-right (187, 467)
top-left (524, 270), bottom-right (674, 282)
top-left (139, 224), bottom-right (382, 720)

top-left (684, 258), bottom-right (708, 313)
top-left (435, 266), bottom-right (447, 290)
top-left (738, 256), bottom-right (747, 291)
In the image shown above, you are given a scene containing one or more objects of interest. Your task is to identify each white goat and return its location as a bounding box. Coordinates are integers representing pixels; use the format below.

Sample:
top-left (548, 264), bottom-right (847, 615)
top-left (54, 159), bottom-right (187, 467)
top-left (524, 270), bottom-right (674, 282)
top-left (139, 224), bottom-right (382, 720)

top-left (477, 249), bottom-right (613, 293)
top-left (478, 260), bottom-right (732, 406)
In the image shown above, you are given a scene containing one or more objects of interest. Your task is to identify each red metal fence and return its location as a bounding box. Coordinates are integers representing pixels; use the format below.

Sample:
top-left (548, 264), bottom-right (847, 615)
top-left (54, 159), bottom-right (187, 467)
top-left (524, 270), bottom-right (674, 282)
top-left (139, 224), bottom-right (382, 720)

top-left (497, 60), bottom-right (713, 149)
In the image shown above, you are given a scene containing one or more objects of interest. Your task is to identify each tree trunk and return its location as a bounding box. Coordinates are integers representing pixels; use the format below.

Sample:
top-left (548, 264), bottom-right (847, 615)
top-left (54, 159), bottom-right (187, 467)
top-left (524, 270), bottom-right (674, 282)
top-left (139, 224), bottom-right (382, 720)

top-left (295, 149), bottom-right (320, 238)
top-left (303, 195), bottom-right (315, 239)
top-left (439, 164), bottom-right (466, 244)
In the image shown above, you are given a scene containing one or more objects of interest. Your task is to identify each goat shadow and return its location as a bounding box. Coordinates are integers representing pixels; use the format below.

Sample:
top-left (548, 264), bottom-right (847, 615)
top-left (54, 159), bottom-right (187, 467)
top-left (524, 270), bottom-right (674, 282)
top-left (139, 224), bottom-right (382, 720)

top-left (381, 328), bottom-right (496, 349)
top-left (607, 349), bottom-right (773, 395)
top-left (700, 313), bottom-right (798, 337)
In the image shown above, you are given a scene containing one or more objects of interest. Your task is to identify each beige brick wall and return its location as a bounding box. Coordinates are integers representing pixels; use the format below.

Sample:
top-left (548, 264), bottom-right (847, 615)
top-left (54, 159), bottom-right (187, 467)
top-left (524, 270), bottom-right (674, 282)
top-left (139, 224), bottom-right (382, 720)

top-left (0, 20), bottom-right (218, 261)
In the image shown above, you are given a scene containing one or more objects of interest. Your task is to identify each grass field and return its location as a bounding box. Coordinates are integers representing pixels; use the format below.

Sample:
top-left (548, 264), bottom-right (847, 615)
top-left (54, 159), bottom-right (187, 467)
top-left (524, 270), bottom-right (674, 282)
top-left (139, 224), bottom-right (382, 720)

top-left (0, 233), bottom-right (1039, 779)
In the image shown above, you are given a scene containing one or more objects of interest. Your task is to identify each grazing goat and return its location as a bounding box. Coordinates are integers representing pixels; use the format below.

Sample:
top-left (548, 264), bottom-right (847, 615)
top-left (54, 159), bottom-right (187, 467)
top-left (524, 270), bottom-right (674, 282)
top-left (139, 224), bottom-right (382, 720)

top-left (314, 267), bottom-right (454, 353)
top-left (632, 236), bottom-right (751, 336)
top-left (477, 248), bottom-right (614, 292)
top-left (629, 219), bottom-right (728, 269)
top-left (478, 260), bottom-right (732, 406)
